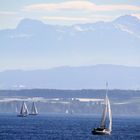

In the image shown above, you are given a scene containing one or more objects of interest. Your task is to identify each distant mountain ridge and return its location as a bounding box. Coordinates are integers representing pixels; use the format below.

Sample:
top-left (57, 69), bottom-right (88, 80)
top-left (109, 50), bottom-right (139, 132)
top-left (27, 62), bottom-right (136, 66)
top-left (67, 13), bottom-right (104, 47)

top-left (0, 64), bottom-right (140, 89)
top-left (0, 15), bottom-right (140, 69)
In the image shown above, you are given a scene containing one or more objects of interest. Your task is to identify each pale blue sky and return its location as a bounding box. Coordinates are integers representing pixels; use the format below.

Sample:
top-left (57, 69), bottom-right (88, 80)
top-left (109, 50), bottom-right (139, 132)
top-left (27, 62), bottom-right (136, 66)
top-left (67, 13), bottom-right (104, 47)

top-left (0, 0), bottom-right (140, 29)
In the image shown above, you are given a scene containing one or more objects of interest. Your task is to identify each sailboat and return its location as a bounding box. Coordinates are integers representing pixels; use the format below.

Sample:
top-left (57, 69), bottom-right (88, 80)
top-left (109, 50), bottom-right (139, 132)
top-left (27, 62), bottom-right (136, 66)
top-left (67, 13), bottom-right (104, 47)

top-left (18, 101), bottom-right (29, 117)
top-left (65, 109), bottom-right (73, 115)
top-left (92, 84), bottom-right (112, 135)
top-left (65, 109), bottom-right (69, 114)
top-left (29, 102), bottom-right (38, 115)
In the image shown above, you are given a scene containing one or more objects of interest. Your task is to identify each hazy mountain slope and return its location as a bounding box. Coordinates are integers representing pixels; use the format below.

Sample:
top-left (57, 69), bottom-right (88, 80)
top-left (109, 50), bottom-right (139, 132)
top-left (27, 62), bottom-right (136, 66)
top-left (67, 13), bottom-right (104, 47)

top-left (0, 64), bottom-right (140, 89)
top-left (0, 15), bottom-right (140, 68)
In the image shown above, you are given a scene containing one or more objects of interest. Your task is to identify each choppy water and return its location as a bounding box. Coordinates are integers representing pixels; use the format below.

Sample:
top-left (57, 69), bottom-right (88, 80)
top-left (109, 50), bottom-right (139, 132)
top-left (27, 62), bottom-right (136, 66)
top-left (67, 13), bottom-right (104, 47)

top-left (0, 114), bottom-right (139, 140)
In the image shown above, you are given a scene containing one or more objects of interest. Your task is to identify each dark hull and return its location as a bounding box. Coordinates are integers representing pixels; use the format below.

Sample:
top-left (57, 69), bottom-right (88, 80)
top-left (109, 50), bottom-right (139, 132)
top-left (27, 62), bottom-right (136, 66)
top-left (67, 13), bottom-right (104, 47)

top-left (92, 130), bottom-right (106, 135)
top-left (92, 128), bottom-right (110, 135)
top-left (17, 114), bottom-right (28, 117)
top-left (29, 113), bottom-right (38, 115)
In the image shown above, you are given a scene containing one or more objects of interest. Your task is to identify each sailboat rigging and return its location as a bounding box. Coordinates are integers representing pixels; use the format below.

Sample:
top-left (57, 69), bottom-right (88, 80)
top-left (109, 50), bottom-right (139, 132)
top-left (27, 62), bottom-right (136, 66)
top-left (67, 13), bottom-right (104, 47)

top-left (92, 83), bottom-right (112, 135)
top-left (29, 102), bottom-right (38, 115)
top-left (18, 101), bottom-right (29, 117)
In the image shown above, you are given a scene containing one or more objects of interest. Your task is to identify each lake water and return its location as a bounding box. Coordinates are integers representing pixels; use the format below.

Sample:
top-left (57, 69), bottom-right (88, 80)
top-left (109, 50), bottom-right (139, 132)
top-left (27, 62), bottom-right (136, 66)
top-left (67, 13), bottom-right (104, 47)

top-left (0, 114), bottom-right (139, 140)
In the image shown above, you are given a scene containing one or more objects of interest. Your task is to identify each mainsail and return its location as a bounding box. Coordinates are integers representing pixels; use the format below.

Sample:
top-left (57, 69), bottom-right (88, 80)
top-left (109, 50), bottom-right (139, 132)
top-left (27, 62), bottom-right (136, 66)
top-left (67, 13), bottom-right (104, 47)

top-left (100, 82), bottom-right (112, 132)
top-left (100, 95), bottom-right (108, 128)
top-left (30, 102), bottom-right (38, 115)
top-left (92, 83), bottom-right (112, 135)
top-left (107, 97), bottom-right (112, 132)
top-left (20, 101), bottom-right (29, 116)
top-left (100, 94), bottom-right (112, 132)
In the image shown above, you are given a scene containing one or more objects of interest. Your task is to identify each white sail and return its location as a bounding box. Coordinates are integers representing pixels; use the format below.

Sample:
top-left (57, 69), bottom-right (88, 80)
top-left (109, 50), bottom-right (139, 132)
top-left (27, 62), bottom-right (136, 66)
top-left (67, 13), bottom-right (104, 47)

top-left (99, 95), bottom-right (112, 134)
top-left (100, 95), bottom-right (108, 128)
top-left (65, 109), bottom-right (69, 114)
top-left (24, 102), bottom-right (29, 114)
top-left (107, 97), bottom-right (112, 132)
top-left (92, 83), bottom-right (112, 135)
top-left (100, 83), bottom-right (108, 128)
top-left (30, 102), bottom-right (38, 115)
top-left (20, 101), bottom-right (28, 115)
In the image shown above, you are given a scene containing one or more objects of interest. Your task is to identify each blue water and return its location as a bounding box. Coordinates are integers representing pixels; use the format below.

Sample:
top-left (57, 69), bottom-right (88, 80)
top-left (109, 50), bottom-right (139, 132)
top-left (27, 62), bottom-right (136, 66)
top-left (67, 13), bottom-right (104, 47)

top-left (0, 115), bottom-right (139, 140)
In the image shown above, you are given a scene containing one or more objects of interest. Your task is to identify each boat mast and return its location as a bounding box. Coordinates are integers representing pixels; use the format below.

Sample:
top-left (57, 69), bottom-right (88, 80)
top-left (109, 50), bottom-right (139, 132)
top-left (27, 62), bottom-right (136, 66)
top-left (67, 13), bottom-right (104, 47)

top-left (100, 95), bottom-right (108, 128)
top-left (100, 82), bottom-right (109, 128)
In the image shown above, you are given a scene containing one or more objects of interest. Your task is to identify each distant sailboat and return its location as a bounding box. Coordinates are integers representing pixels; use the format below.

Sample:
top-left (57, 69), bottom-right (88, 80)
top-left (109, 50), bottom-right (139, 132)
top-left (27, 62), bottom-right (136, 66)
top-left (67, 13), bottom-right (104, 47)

top-left (65, 109), bottom-right (73, 115)
top-left (29, 102), bottom-right (38, 115)
top-left (18, 101), bottom-right (29, 117)
top-left (65, 109), bottom-right (69, 114)
top-left (65, 103), bottom-right (74, 115)
top-left (92, 83), bottom-right (112, 135)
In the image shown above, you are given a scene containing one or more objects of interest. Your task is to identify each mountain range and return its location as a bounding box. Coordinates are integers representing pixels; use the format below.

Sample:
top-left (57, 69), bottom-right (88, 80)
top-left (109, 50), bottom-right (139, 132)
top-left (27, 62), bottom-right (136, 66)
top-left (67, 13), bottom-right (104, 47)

top-left (0, 15), bottom-right (140, 69)
top-left (0, 15), bottom-right (140, 89)
top-left (0, 64), bottom-right (140, 89)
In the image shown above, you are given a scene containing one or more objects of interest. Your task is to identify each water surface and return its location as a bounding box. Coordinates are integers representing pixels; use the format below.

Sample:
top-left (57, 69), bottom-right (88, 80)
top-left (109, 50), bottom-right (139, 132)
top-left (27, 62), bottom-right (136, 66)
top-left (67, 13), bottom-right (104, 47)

top-left (0, 114), bottom-right (139, 140)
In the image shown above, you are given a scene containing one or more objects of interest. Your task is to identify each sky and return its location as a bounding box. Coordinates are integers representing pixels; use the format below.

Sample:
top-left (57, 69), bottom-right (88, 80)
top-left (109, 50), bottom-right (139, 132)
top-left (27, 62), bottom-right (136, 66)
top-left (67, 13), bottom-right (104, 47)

top-left (0, 0), bottom-right (140, 29)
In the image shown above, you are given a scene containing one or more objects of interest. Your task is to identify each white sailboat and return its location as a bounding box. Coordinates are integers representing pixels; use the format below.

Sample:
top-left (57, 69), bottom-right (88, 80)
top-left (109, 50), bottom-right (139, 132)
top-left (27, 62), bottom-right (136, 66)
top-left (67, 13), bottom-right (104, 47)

top-left (29, 102), bottom-right (38, 115)
top-left (18, 101), bottom-right (29, 117)
top-left (65, 109), bottom-right (73, 115)
top-left (92, 83), bottom-right (112, 135)
top-left (65, 109), bottom-right (69, 114)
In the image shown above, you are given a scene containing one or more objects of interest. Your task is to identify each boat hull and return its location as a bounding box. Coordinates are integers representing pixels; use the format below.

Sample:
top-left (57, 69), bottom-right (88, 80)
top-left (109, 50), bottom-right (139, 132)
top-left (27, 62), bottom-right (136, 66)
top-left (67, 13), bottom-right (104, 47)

top-left (92, 128), bottom-right (111, 135)
top-left (29, 113), bottom-right (38, 115)
top-left (17, 114), bottom-right (28, 117)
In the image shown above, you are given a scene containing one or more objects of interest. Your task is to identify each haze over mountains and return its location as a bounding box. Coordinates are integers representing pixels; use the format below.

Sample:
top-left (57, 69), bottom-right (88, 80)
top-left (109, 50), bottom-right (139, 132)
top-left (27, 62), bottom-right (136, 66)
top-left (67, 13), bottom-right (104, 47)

top-left (0, 15), bottom-right (140, 70)
top-left (0, 64), bottom-right (140, 89)
top-left (0, 15), bottom-right (140, 89)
